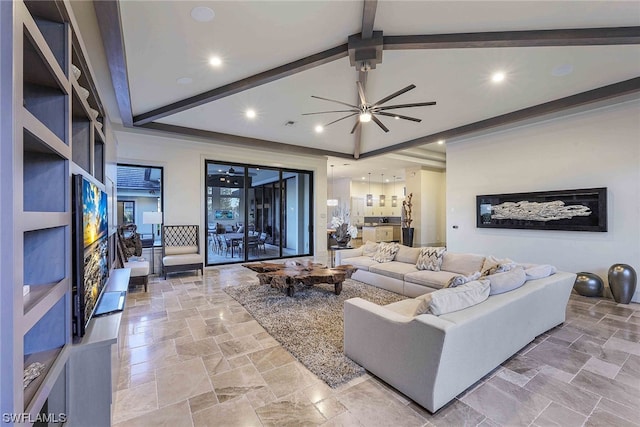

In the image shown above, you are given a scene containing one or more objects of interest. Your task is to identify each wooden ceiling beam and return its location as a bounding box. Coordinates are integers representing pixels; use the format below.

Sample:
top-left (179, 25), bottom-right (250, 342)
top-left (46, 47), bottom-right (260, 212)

top-left (94, 0), bottom-right (133, 126)
top-left (360, 77), bottom-right (640, 158)
top-left (133, 43), bottom-right (349, 125)
top-left (138, 122), bottom-right (354, 159)
top-left (383, 27), bottom-right (640, 50)
top-left (361, 0), bottom-right (378, 39)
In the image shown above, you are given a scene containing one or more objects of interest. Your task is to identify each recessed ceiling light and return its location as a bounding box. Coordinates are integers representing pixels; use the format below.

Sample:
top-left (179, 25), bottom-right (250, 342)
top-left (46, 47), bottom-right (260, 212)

top-left (552, 64), bottom-right (574, 77)
top-left (394, 116), bottom-right (399, 120)
top-left (314, 125), bottom-right (324, 133)
top-left (176, 77), bottom-right (193, 85)
top-left (362, 177), bottom-right (366, 180)
top-left (209, 56), bottom-right (222, 67)
top-left (437, 139), bottom-right (445, 145)
top-left (191, 6), bottom-right (215, 22)
top-left (245, 109), bottom-right (256, 119)
top-left (491, 72), bottom-right (506, 83)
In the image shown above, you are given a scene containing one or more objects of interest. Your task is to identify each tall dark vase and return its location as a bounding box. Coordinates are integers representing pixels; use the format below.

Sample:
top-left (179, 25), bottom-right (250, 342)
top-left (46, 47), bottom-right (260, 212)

top-left (608, 264), bottom-right (637, 304)
top-left (402, 227), bottom-right (414, 247)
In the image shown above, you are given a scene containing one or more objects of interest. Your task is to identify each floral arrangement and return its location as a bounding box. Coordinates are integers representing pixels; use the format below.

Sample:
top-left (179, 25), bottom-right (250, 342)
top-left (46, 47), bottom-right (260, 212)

top-left (402, 193), bottom-right (413, 228)
top-left (331, 207), bottom-right (358, 245)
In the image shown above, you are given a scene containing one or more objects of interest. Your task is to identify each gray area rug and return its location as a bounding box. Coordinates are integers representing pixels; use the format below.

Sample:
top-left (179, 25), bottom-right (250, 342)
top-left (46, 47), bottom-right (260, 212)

top-left (224, 278), bottom-right (405, 388)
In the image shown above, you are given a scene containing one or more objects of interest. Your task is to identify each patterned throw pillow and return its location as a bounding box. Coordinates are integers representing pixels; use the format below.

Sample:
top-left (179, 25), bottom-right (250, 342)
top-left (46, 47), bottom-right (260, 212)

top-left (446, 271), bottom-right (482, 288)
top-left (416, 247), bottom-right (446, 271)
top-left (372, 242), bottom-right (400, 263)
top-left (481, 255), bottom-right (516, 276)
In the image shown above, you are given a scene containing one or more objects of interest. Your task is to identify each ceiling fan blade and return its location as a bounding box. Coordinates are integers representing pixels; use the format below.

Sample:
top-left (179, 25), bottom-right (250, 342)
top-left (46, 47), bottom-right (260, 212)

top-left (311, 95), bottom-right (358, 109)
top-left (376, 111), bottom-right (422, 123)
top-left (356, 81), bottom-right (367, 106)
top-left (302, 109), bottom-right (358, 116)
top-left (350, 120), bottom-right (361, 134)
top-left (376, 101), bottom-right (437, 111)
top-left (371, 84), bottom-right (416, 107)
top-left (371, 115), bottom-right (390, 133)
top-left (324, 113), bottom-right (359, 127)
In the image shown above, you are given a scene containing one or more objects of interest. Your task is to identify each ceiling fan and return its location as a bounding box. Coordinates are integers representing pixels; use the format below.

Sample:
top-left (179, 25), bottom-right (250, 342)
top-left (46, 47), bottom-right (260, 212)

top-left (303, 82), bottom-right (436, 133)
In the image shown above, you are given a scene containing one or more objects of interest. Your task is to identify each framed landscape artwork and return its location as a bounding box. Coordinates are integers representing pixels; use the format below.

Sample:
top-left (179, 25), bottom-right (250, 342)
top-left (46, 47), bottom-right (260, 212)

top-left (476, 187), bottom-right (607, 232)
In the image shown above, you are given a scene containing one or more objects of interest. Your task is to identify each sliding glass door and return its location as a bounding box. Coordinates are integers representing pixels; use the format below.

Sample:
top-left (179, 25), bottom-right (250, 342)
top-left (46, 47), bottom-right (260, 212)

top-left (205, 161), bottom-right (313, 265)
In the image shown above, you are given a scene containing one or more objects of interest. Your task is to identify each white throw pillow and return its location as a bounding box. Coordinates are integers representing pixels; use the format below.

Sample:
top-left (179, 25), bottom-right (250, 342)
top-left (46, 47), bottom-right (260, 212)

top-left (524, 264), bottom-right (557, 280)
top-left (416, 247), bottom-right (446, 271)
top-left (428, 280), bottom-right (490, 316)
top-left (372, 242), bottom-right (400, 263)
top-left (362, 240), bottom-right (379, 258)
top-left (487, 267), bottom-right (527, 295)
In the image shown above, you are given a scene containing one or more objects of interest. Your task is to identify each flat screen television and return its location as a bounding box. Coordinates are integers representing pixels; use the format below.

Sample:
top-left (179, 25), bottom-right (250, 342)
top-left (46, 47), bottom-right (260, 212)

top-left (72, 174), bottom-right (109, 337)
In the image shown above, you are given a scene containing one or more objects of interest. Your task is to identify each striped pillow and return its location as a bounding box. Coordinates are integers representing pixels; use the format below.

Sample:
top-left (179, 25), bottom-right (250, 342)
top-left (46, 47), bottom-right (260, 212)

top-left (416, 247), bottom-right (446, 271)
top-left (372, 242), bottom-right (400, 263)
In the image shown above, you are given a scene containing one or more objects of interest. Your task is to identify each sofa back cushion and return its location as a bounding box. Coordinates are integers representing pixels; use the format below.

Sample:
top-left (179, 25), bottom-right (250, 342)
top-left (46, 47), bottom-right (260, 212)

top-left (395, 245), bottom-right (422, 264)
top-left (487, 267), bottom-right (527, 295)
top-left (441, 252), bottom-right (485, 275)
top-left (372, 242), bottom-right (400, 263)
top-left (362, 241), bottom-right (379, 257)
top-left (428, 279), bottom-right (490, 315)
top-left (416, 247), bottom-right (446, 271)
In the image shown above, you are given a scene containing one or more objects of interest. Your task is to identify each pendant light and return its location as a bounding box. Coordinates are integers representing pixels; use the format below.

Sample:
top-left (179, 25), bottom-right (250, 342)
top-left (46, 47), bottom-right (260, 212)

top-left (379, 173), bottom-right (385, 207)
top-left (391, 176), bottom-right (398, 207)
top-left (366, 173), bottom-right (373, 206)
top-left (327, 164), bottom-right (338, 206)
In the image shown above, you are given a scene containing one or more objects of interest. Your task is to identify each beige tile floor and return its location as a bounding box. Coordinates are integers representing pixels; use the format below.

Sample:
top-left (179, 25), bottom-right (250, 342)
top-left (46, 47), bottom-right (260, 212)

top-left (113, 263), bottom-right (640, 427)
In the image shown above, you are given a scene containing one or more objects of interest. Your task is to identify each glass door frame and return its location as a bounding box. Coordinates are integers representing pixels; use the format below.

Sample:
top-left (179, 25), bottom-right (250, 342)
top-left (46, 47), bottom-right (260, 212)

top-left (204, 160), bottom-right (314, 266)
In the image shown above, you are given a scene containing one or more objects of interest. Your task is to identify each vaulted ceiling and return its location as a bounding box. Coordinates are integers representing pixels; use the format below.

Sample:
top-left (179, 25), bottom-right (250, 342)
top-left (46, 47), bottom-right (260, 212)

top-left (96, 1), bottom-right (640, 178)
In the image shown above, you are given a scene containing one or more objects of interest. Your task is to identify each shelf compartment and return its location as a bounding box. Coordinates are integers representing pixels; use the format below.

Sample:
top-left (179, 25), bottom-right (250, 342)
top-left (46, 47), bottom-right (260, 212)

top-left (23, 28), bottom-right (68, 144)
top-left (21, 3), bottom-right (68, 90)
top-left (23, 344), bottom-right (70, 415)
top-left (72, 40), bottom-right (104, 119)
top-left (23, 226), bottom-right (67, 288)
top-left (22, 108), bottom-right (70, 158)
top-left (23, 128), bottom-right (68, 213)
top-left (71, 88), bottom-right (91, 173)
top-left (23, 278), bottom-right (69, 334)
top-left (94, 130), bottom-right (105, 183)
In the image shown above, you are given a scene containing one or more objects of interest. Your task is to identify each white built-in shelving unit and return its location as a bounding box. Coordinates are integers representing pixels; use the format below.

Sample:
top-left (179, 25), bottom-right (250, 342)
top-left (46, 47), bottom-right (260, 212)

top-left (1, 0), bottom-right (112, 423)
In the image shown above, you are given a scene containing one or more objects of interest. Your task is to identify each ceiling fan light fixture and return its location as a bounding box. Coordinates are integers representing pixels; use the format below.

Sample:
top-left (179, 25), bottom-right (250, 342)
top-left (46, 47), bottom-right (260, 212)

top-left (359, 111), bottom-right (372, 123)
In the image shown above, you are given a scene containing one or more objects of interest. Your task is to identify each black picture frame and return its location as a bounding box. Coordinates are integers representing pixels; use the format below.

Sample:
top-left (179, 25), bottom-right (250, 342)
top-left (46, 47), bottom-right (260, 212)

top-left (476, 188), bottom-right (607, 232)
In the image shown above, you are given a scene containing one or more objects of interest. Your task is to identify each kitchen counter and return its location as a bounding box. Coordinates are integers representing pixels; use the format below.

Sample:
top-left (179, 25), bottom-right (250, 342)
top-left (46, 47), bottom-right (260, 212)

top-left (362, 225), bottom-right (401, 243)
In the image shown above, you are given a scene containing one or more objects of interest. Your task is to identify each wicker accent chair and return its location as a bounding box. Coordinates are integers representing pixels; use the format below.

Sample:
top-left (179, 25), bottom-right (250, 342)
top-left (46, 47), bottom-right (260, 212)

top-left (162, 225), bottom-right (203, 279)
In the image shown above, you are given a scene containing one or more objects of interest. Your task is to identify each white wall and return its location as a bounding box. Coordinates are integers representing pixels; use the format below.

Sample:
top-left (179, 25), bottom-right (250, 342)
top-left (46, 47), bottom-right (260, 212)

top-left (405, 168), bottom-right (446, 246)
top-left (114, 128), bottom-right (329, 260)
top-left (446, 100), bottom-right (640, 301)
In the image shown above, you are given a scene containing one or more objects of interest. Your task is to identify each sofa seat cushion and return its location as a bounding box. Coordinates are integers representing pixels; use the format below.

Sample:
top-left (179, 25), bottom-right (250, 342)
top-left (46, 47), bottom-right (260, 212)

top-left (440, 252), bottom-right (485, 276)
top-left (124, 260), bottom-right (149, 277)
top-left (165, 245), bottom-right (199, 256)
top-left (404, 270), bottom-right (459, 290)
top-left (342, 256), bottom-right (379, 271)
top-left (163, 253), bottom-right (202, 266)
top-left (369, 261), bottom-right (419, 281)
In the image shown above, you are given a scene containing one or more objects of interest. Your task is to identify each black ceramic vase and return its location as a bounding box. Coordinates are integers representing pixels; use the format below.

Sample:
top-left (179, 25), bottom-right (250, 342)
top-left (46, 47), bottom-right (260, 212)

top-left (608, 264), bottom-right (637, 304)
top-left (402, 228), bottom-right (414, 247)
top-left (574, 272), bottom-right (604, 297)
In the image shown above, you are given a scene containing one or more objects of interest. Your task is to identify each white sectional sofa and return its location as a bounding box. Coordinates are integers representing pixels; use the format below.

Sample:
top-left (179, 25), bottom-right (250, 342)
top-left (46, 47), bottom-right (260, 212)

top-left (335, 244), bottom-right (486, 297)
top-left (338, 243), bottom-right (576, 413)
